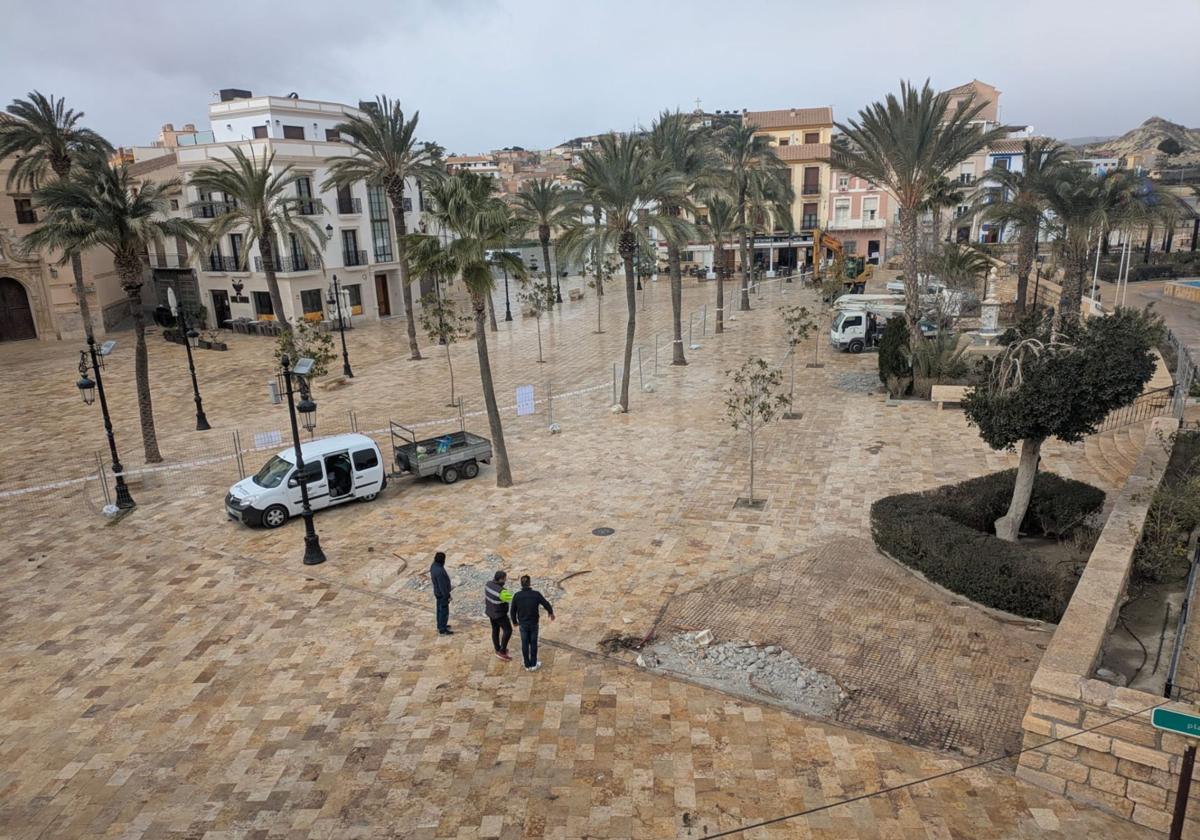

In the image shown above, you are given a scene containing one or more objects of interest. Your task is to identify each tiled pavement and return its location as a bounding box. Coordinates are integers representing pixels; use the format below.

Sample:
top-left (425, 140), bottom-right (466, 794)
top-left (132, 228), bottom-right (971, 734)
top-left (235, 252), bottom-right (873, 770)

top-left (0, 274), bottom-right (1155, 838)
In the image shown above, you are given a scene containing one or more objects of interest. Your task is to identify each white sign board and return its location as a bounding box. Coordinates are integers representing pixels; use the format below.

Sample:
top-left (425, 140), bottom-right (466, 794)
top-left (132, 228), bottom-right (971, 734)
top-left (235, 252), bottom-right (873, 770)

top-left (515, 385), bottom-right (536, 416)
top-left (254, 430), bottom-right (283, 449)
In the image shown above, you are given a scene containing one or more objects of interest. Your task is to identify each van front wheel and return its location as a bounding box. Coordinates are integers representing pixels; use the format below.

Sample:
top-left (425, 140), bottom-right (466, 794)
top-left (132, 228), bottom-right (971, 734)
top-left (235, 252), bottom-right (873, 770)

top-left (848, 339), bottom-right (865, 354)
top-left (263, 505), bottom-right (289, 528)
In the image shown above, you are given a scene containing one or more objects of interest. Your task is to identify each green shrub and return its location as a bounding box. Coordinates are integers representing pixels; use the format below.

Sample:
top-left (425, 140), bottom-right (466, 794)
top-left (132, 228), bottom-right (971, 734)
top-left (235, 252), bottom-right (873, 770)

top-left (1133, 431), bottom-right (1200, 585)
top-left (877, 316), bottom-right (911, 397)
top-left (870, 470), bottom-right (1106, 622)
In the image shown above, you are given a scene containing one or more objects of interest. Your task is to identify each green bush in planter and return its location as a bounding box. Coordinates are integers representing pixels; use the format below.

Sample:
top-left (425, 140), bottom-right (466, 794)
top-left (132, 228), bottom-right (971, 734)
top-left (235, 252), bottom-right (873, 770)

top-left (877, 316), bottom-right (911, 397)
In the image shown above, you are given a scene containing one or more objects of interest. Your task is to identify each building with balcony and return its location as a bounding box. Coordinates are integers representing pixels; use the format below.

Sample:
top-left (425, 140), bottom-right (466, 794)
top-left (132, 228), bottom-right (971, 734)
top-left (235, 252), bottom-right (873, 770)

top-left (825, 172), bottom-right (893, 265)
top-left (0, 160), bottom-right (125, 342)
top-left (170, 90), bottom-right (430, 328)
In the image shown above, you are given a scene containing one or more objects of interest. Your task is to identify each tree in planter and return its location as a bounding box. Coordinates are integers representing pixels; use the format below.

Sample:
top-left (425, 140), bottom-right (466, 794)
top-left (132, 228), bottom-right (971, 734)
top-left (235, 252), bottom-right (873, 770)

top-left (325, 96), bottom-right (444, 360)
top-left (963, 308), bottom-right (1159, 542)
top-left (518, 276), bottom-right (557, 363)
top-left (778, 304), bottom-right (815, 417)
top-left (512, 178), bottom-right (571, 305)
top-left (190, 146), bottom-right (327, 334)
top-left (877, 317), bottom-right (912, 398)
top-left (24, 164), bottom-right (201, 463)
top-left (724, 357), bottom-right (790, 508)
top-left (274, 319), bottom-right (336, 378)
top-left (808, 268), bottom-right (846, 368)
top-left (418, 293), bottom-right (470, 406)
top-left (0, 92), bottom-right (112, 341)
top-left (584, 253), bottom-right (618, 334)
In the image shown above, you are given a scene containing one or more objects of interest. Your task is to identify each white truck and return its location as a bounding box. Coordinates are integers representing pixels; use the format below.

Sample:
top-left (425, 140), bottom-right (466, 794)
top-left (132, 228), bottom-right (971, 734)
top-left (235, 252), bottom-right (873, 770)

top-left (829, 302), bottom-right (939, 353)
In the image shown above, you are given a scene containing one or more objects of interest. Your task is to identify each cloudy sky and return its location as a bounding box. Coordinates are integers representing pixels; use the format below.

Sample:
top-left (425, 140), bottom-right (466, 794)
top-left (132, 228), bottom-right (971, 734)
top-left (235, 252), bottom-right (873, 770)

top-left (4, 0), bottom-right (1197, 153)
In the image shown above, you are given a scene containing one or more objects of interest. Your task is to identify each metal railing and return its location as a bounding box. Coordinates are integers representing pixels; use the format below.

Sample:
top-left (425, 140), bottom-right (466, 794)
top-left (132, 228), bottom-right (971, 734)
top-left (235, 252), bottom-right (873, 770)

top-left (801, 185), bottom-right (821, 196)
top-left (800, 216), bottom-right (819, 230)
top-left (298, 201), bottom-right (322, 216)
top-left (1165, 540), bottom-right (1200, 699)
top-left (203, 254), bottom-right (240, 273)
top-left (190, 202), bottom-right (237, 219)
top-left (255, 254), bottom-right (314, 273)
top-left (337, 197), bottom-right (362, 215)
top-left (343, 249), bottom-right (368, 267)
top-left (373, 249), bottom-right (395, 264)
top-left (1092, 385), bottom-right (1176, 435)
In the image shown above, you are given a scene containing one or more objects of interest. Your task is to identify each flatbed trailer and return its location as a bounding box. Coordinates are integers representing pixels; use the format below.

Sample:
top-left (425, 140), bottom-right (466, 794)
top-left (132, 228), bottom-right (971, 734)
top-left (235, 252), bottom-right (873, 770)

top-left (389, 421), bottom-right (492, 484)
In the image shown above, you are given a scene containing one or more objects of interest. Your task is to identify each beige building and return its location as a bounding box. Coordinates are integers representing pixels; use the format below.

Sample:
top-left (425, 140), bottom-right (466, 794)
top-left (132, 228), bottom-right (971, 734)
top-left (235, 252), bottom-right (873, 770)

top-left (0, 161), bottom-right (125, 342)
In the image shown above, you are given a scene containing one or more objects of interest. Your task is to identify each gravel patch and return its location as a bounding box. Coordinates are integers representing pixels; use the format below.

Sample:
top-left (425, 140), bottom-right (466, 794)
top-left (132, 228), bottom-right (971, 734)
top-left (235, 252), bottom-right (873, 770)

top-left (404, 552), bottom-right (565, 601)
top-left (833, 371), bottom-right (881, 394)
top-left (640, 630), bottom-right (845, 718)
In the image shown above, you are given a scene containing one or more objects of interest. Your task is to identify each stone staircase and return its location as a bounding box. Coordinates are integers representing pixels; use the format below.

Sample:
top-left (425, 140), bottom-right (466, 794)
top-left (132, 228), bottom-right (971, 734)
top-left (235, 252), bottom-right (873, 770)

top-left (1081, 420), bottom-right (1151, 490)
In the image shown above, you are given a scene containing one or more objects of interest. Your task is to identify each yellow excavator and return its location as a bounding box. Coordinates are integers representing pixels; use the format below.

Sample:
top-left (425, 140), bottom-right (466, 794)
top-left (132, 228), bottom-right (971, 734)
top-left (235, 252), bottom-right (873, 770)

top-left (812, 229), bottom-right (870, 292)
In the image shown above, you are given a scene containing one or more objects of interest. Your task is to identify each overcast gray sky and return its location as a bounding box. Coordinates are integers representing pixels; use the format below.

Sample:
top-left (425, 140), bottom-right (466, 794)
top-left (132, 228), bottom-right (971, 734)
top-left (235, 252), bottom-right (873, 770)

top-left (3, 0), bottom-right (1197, 153)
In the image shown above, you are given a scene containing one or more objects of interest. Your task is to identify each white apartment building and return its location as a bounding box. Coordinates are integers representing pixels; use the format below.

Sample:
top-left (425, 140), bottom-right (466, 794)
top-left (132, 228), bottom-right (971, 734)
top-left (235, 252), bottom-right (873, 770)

top-left (174, 90), bottom-right (429, 328)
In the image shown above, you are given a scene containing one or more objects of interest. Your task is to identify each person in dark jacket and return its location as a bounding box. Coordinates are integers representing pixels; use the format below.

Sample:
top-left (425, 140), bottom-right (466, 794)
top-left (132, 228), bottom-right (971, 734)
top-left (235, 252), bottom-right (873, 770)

top-left (509, 574), bottom-right (554, 671)
top-left (484, 570), bottom-right (514, 661)
top-left (430, 552), bottom-right (453, 635)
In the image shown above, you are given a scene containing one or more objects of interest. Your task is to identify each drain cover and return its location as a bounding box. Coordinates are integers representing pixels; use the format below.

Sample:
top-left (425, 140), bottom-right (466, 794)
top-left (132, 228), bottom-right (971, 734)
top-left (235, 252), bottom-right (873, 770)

top-left (592, 527), bottom-right (615, 537)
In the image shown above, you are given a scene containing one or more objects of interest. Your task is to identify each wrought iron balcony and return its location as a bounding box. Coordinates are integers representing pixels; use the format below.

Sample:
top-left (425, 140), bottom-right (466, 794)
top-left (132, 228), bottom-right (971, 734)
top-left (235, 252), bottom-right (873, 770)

top-left (337, 197), bottom-right (362, 215)
top-left (800, 215), bottom-right (820, 230)
top-left (203, 254), bottom-right (241, 273)
top-left (373, 249), bottom-right (395, 263)
top-left (343, 249), bottom-right (368, 267)
top-left (801, 185), bottom-right (822, 196)
top-left (255, 254), bottom-right (315, 273)
top-left (297, 201), bottom-right (322, 216)
top-left (190, 202), bottom-right (237, 219)
top-left (957, 174), bottom-right (976, 185)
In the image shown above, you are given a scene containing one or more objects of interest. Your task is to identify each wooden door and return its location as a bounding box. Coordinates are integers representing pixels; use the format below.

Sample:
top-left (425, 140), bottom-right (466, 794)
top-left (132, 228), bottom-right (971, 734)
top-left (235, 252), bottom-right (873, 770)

top-left (0, 277), bottom-right (36, 341)
top-left (375, 273), bottom-right (391, 316)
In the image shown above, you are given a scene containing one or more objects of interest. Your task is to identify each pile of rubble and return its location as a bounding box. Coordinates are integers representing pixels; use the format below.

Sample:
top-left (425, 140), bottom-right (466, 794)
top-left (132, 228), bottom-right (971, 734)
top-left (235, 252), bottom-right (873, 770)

top-left (640, 630), bottom-right (845, 717)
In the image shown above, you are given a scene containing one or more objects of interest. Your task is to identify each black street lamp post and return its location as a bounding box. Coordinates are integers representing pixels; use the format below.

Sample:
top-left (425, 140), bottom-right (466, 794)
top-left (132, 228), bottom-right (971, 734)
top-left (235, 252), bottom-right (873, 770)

top-left (175, 302), bottom-right (211, 431)
top-left (281, 354), bottom-right (326, 566)
top-left (76, 337), bottom-right (135, 509)
top-left (502, 240), bottom-right (513, 321)
top-left (327, 273), bottom-right (354, 378)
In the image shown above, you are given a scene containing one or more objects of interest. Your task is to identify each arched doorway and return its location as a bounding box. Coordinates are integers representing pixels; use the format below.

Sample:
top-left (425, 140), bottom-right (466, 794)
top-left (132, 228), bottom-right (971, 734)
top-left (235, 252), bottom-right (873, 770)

top-left (0, 277), bottom-right (37, 341)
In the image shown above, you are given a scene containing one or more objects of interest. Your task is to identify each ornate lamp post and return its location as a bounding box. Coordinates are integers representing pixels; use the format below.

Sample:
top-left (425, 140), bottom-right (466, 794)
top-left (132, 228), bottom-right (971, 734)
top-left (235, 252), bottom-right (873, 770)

top-left (76, 338), bottom-right (135, 509)
top-left (280, 354), bottom-right (325, 566)
top-left (326, 273), bottom-right (354, 378)
top-left (168, 289), bottom-right (211, 430)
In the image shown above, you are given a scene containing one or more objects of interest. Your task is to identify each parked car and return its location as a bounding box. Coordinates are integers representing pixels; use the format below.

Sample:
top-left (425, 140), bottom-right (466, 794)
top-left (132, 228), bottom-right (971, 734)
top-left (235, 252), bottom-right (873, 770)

top-left (225, 433), bottom-right (385, 528)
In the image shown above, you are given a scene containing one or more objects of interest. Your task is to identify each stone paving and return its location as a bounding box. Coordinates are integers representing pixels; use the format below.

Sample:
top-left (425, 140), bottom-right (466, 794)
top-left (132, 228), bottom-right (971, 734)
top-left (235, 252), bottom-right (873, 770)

top-left (0, 274), bottom-right (1155, 838)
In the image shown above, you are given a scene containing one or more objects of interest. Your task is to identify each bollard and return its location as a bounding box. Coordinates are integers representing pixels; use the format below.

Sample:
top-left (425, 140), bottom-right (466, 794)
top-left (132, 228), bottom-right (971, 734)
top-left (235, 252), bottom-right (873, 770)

top-left (637, 346), bottom-right (645, 391)
top-left (702, 304), bottom-right (707, 337)
top-left (655, 334), bottom-right (660, 375)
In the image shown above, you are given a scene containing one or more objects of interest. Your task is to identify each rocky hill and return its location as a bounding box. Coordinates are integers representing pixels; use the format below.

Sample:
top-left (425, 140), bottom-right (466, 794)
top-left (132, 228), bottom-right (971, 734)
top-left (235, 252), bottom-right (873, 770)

top-left (1079, 117), bottom-right (1200, 163)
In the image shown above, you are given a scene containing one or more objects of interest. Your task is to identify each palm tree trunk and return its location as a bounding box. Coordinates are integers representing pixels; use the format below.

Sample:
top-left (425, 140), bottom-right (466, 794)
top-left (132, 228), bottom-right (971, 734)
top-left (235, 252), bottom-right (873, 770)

top-left (1057, 237), bottom-right (1087, 325)
top-left (1143, 224), bottom-right (1153, 264)
top-left (540, 228), bottom-right (554, 306)
top-left (739, 229), bottom-right (752, 311)
top-left (486, 292), bottom-right (498, 332)
top-left (1192, 217), bottom-right (1199, 253)
top-left (668, 242), bottom-right (686, 365)
top-left (620, 254), bottom-right (636, 411)
top-left (930, 208), bottom-right (942, 252)
top-left (1014, 227), bottom-right (1036, 315)
top-left (897, 207), bottom-right (923, 354)
top-left (258, 230), bottom-right (291, 331)
top-left (121, 276), bottom-right (163, 464)
top-left (715, 237), bottom-right (725, 334)
top-left (389, 188), bottom-right (422, 359)
top-left (70, 251), bottom-right (96, 341)
top-left (473, 294), bottom-right (512, 487)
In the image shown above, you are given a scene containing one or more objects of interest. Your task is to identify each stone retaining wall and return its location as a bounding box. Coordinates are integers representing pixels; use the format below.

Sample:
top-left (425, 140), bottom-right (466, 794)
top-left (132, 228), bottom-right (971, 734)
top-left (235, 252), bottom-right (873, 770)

top-left (1017, 417), bottom-right (1200, 834)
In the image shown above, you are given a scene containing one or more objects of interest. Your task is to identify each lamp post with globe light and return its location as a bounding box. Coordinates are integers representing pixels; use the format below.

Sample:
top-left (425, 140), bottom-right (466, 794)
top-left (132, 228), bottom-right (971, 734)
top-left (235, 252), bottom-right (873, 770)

top-left (280, 354), bottom-right (325, 566)
top-left (76, 338), bottom-right (135, 509)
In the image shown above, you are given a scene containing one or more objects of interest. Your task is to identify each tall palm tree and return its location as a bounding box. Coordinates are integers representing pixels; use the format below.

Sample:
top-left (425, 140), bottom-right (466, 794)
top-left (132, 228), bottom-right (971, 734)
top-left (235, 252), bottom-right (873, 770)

top-left (715, 123), bottom-right (791, 312)
top-left (696, 197), bottom-right (741, 334)
top-left (512, 178), bottom-right (571, 305)
top-left (23, 164), bottom-right (202, 462)
top-left (650, 111), bottom-right (715, 365)
top-left (834, 80), bottom-right (1005, 351)
top-left (324, 96), bottom-right (443, 360)
top-left (425, 172), bottom-right (525, 487)
top-left (560, 133), bottom-right (691, 411)
top-left (0, 92), bottom-right (112, 340)
top-left (977, 138), bottom-right (1071, 313)
top-left (189, 146), bottom-right (327, 332)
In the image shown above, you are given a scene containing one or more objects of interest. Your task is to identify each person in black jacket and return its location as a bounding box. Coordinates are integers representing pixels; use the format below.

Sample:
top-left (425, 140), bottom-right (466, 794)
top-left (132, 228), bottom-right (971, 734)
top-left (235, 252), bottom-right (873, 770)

top-left (430, 552), bottom-right (453, 635)
top-left (509, 574), bottom-right (554, 671)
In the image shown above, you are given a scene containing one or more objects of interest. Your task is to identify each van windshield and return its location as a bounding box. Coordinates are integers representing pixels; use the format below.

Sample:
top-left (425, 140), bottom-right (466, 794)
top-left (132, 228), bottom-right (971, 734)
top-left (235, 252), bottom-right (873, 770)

top-left (832, 312), bottom-right (846, 332)
top-left (252, 455), bottom-right (293, 488)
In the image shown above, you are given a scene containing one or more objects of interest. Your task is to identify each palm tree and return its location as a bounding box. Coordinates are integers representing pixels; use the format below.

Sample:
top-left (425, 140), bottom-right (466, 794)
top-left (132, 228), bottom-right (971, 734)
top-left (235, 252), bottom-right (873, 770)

top-left (715, 123), bottom-right (791, 312)
top-left (512, 178), bottom-right (571, 306)
top-left (650, 111), bottom-right (715, 365)
top-left (23, 164), bottom-right (202, 462)
top-left (189, 146), bottom-right (327, 332)
top-left (976, 139), bottom-right (1070, 313)
top-left (324, 96), bottom-right (443, 360)
top-left (696, 197), bottom-right (741, 334)
top-left (0, 92), bottom-right (112, 340)
top-left (560, 133), bottom-right (691, 411)
top-left (920, 174), bottom-right (965, 251)
top-left (834, 80), bottom-right (1005, 351)
top-left (425, 172), bottom-right (525, 487)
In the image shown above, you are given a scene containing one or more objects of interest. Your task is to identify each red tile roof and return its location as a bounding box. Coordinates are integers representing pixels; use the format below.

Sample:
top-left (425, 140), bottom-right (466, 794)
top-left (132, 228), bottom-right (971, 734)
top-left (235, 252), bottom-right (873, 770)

top-left (743, 107), bottom-right (833, 130)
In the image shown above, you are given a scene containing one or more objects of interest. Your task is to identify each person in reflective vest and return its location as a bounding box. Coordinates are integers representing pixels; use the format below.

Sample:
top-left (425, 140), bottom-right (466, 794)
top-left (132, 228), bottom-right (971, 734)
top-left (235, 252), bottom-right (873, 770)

top-left (484, 570), bottom-right (514, 661)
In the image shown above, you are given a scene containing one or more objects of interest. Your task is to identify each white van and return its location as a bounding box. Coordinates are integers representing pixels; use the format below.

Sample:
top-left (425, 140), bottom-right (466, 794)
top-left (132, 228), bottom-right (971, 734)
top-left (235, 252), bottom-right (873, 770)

top-left (225, 433), bottom-right (386, 528)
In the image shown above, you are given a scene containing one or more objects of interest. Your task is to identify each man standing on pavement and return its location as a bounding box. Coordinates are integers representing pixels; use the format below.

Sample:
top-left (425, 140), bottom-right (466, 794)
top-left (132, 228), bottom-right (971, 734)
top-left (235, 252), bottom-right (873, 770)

top-left (484, 571), bottom-right (514, 661)
top-left (509, 574), bottom-right (554, 671)
top-left (430, 552), bottom-right (453, 635)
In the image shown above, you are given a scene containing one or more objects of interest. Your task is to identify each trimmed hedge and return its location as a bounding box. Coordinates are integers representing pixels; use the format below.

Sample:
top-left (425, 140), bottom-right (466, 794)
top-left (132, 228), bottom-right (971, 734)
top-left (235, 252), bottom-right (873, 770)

top-left (870, 470), bottom-right (1105, 622)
